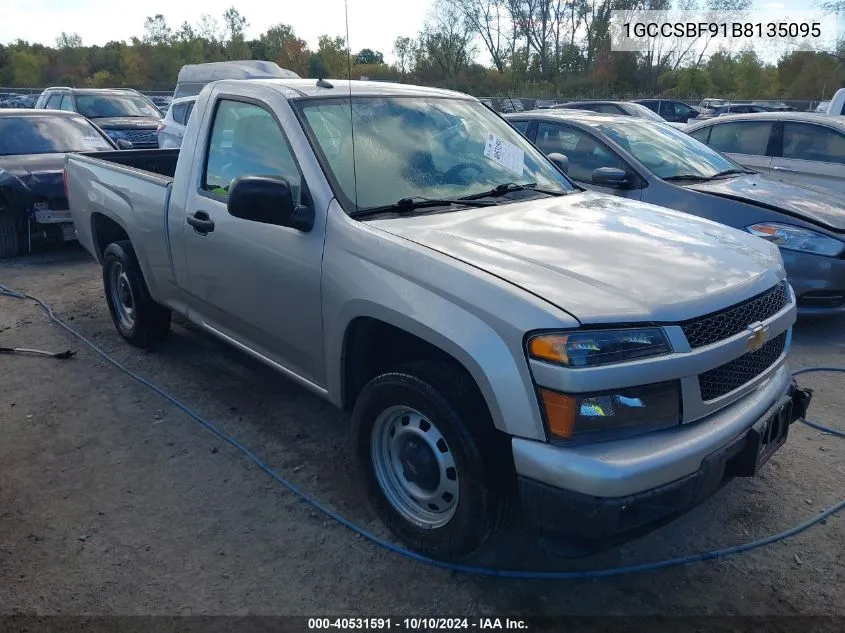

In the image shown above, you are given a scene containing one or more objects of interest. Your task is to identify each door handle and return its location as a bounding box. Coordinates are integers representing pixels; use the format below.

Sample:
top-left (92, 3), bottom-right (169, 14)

top-left (187, 211), bottom-right (215, 234)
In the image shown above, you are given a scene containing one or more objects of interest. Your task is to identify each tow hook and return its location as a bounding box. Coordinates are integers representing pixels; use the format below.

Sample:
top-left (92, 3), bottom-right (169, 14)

top-left (790, 386), bottom-right (813, 423)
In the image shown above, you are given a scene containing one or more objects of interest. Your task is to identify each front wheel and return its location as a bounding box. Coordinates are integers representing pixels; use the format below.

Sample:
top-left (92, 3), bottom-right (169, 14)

top-left (102, 240), bottom-right (171, 348)
top-left (353, 361), bottom-right (508, 560)
top-left (0, 213), bottom-right (21, 259)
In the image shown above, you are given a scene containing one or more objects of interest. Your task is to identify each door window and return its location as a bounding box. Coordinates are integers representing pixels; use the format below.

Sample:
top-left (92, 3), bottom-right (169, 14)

top-left (46, 94), bottom-right (62, 109)
top-left (706, 121), bottom-right (774, 155)
top-left (688, 127), bottom-right (711, 144)
top-left (203, 99), bottom-right (302, 204)
top-left (781, 122), bottom-right (845, 164)
top-left (535, 122), bottom-right (626, 182)
top-left (509, 119), bottom-right (530, 136)
top-left (59, 95), bottom-right (74, 111)
top-left (170, 103), bottom-right (187, 124)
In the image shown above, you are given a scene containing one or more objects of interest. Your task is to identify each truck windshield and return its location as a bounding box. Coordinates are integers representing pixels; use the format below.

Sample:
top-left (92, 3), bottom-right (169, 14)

top-left (76, 94), bottom-right (162, 119)
top-left (296, 96), bottom-right (574, 212)
top-left (0, 115), bottom-right (114, 155)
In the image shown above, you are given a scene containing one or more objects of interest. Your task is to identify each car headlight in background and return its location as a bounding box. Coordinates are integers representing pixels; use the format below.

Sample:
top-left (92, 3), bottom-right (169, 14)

top-left (528, 328), bottom-right (671, 367)
top-left (538, 381), bottom-right (681, 439)
top-left (747, 223), bottom-right (844, 257)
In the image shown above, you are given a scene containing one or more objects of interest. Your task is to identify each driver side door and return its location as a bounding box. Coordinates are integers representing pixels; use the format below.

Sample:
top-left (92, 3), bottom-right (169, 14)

top-left (181, 97), bottom-right (326, 386)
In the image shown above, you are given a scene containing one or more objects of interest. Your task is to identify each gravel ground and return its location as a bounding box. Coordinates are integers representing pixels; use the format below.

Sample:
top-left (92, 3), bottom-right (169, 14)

top-left (0, 245), bottom-right (843, 622)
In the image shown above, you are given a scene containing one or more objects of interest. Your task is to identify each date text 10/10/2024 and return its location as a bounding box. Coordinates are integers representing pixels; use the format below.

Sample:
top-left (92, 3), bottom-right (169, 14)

top-left (308, 618), bottom-right (529, 630)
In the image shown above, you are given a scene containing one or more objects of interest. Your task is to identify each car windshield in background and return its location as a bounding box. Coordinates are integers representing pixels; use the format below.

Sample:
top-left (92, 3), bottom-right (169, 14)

top-left (0, 115), bottom-right (113, 155)
top-left (76, 94), bottom-right (162, 119)
top-left (626, 102), bottom-right (666, 122)
top-left (591, 119), bottom-right (744, 180)
top-left (296, 96), bottom-right (574, 212)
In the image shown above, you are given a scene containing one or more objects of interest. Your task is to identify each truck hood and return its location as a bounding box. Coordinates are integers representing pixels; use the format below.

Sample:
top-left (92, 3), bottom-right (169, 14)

top-left (370, 192), bottom-right (785, 324)
top-left (89, 116), bottom-right (161, 130)
top-left (685, 174), bottom-right (845, 232)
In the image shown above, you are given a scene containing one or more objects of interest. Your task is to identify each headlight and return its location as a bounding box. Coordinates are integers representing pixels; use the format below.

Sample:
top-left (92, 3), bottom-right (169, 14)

top-left (747, 223), bottom-right (844, 257)
top-left (538, 381), bottom-right (681, 439)
top-left (528, 328), bottom-right (671, 367)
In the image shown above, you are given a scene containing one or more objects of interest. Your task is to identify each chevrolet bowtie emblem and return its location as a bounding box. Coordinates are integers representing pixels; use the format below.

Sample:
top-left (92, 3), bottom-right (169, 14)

top-left (746, 323), bottom-right (770, 353)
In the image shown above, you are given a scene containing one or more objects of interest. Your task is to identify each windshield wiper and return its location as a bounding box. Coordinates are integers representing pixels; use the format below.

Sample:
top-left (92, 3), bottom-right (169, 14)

top-left (350, 196), bottom-right (496, 219)
top-left (663, 174), bottom-right (711, 182)
top-left (665, 169), bottom-right (754, 183)
top-left (460, 182), bottom-right (566, 200)
top-left (709, 168), bottom-right (754, 178)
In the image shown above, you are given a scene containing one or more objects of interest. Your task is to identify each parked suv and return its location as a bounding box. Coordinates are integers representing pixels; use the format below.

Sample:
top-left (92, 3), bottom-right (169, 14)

top-left (157, 96), bottom-right (196, 149)
top-left (35, 87), bottom-right (163, 148)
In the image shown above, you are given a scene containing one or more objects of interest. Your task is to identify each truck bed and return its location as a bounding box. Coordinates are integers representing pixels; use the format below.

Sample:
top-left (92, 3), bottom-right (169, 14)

top-left (66, 150), bottom-right (179, 299)
top-left (79, 149), bottom-right (180, 180)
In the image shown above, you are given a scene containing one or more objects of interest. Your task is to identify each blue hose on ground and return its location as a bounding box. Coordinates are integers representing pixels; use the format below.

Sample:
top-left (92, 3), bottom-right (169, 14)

top-left (1, 280), bottom-right (843, 579)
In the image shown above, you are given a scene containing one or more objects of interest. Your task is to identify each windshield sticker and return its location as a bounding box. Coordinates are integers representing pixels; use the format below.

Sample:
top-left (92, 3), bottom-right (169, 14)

top-left (484, 133), bottom-right (524, 176)
top-left (81, 137), bottom-right (104, 149)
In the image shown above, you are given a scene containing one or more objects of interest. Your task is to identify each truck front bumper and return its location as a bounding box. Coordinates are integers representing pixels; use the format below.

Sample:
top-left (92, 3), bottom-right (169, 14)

top-left (513, 364), bottom-right (811, 550)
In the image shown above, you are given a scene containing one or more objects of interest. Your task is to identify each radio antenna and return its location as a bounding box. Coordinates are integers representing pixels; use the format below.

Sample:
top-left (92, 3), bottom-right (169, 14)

top-left (344, 0), bottom-right (359, 211)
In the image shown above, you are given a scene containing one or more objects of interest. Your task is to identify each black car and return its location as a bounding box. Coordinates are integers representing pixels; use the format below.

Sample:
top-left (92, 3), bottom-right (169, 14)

top-left (694, 103), bottom-right (773, 121)
top-left (0, 109), bottom-right (118, 257)
top-left (34, 87), bottom-right (163, 148)
top-left (633, 99), bottom-right (700, 123)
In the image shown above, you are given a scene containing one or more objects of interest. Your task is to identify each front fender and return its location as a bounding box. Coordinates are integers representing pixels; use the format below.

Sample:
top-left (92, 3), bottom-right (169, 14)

top-left (329, 295), bottom-right (545, 440)
top-left (320, 206), bottom-right (576, 441)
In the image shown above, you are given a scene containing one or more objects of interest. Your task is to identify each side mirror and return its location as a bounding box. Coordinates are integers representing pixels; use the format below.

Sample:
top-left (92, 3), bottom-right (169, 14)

top-left (116, 138), bottom-right (133, 150)
top-left (227, 175), bottom-right (314, 232)
top-left (592, 167), bottom-right (630, 188)
top-left (547, 152), bottom-right (569, 175)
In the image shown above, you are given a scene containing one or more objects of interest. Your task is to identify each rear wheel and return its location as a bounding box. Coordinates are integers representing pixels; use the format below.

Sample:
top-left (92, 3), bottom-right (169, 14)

top-left (353, 361), bottom-right (509, 560)
top-left (102, 240), bottom-right (171, 348)
top-left (0, 213), bottom-right (21, 259)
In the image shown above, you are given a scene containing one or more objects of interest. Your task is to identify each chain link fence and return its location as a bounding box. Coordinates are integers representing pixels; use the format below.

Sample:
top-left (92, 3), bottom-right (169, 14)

top-left (0, 86), bottom-right (830, 114)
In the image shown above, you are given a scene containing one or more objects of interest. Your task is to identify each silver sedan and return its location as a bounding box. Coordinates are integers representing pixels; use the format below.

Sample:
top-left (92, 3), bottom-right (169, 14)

top-left (506, 109), bottom-right (845, 315)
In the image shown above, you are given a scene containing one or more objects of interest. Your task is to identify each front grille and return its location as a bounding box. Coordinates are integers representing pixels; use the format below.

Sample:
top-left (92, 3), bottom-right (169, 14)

top-left (698, 332), bottom-right (787, 401)
top-left (123, 129), bottom-right (159, 147)
top-left (682, 281), bottom-right (788, 349)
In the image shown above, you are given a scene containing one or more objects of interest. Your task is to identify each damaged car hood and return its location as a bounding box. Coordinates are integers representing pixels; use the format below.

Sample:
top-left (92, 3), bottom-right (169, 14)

top-left (370, 192), bottom-right (785, 324)
top-left (0, 154), bottom-right (66, 209)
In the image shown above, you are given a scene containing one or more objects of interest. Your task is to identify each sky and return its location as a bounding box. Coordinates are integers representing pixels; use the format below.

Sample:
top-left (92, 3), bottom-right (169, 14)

top-left (0, 0), bottom-right (836, 65)
top-left (0, 0), bottom-right (432, 61)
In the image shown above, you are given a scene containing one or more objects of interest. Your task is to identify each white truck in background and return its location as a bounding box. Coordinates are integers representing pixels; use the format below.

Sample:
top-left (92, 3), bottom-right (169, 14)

top-left (824, 88), bottom-right (845, 116)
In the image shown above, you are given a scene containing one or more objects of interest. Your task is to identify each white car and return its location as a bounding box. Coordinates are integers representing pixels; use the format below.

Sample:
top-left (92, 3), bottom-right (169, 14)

top-left (157, 96), bottom-right (196, 149)
top-left (685, 112), bottom-right (845, 195)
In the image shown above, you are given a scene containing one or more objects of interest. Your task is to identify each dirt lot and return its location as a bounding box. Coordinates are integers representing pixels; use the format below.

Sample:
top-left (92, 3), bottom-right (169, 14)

top-left (1, 245), bottom-right (843, 620)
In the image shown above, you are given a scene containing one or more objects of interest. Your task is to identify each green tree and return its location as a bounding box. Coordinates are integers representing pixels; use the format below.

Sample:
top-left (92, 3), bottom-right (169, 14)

top-left (310, 35), bottom-right (348, 78)
top-left (143, 14), bottom-right (173, 45)
top-left (86, 70), bottom-right (112, 87)
top-left (355, 48), bottom-right (383, 65)
top-left (10, 50), bottom-right (47, 86)
top-left (733, 49), bottom-right (768, 98)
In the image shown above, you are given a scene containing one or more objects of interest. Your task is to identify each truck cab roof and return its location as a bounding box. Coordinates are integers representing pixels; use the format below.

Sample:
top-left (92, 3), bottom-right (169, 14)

top-left (208, 78), bottom-right (475, 100)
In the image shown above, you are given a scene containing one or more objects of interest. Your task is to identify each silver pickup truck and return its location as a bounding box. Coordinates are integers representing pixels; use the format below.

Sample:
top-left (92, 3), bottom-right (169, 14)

top-left (65, 78), bottom-right (812, 560)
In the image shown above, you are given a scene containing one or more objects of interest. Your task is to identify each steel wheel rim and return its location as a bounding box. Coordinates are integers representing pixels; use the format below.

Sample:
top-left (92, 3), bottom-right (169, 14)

top-left (370, 405), bottom-right (460, 529)
top-left (109, 262), bottom-right (136, 331)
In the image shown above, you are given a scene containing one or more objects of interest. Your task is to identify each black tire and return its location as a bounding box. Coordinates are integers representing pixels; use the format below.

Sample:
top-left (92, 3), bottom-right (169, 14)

top-left (353, 360), bottom-right (510, 560)
top-left (102, 240), bottom-right (171, 348)
top-left (0, 213), bottom-right (21, 259)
